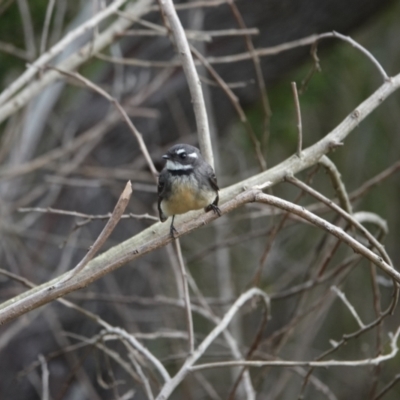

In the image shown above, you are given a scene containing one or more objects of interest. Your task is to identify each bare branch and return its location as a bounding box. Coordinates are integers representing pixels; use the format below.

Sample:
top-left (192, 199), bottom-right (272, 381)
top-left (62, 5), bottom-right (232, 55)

top-left (47, 65), bottom-right (158, 178)
top-left (253, 191), bottom-right (398, 281)
top-left (227, 0), bottom-right (272, 158)
top-left (149, 0), bottom-right (228, 11)
top-left (285, 175), bottom-right (392, 266)
top-left (18, 207), bottom-right (158, 222)
top-left (0, 73), bottom-right (400, 325)
top-left (331, 286), bottom-right (365, 329)
top-left (190, 325), bottom-right (400, 370)
top-left (60, 181), bottom-right (132, 282)
top-left (0, 40), bottom-right (30, 59)
top-left (38, 354), bottom-right (50, 400)
top-left (40, 0), bottom-right (56, 54)
top-left (190, 44), bottom-right (267, 170)
top-left (104, 327), bottom-right (171, 384)
top-left (17, 0), bottom-right (36, 59)
top-left (291, 81), bottom-right (303, 157)
top-left (156, 288), bottom-right (269, 399)
top-left (128, 354), bottom-right (155, 400)
top-left (330, 31), bottom-right (389, 81)
top-left (374, 373), bottom-right (400, 400)
top-left (174, 238), bottom-right (195, 354)
top-left (158, 0), bottom-right (213, 167)
top-left (318, 155), bottom-right (352, 214)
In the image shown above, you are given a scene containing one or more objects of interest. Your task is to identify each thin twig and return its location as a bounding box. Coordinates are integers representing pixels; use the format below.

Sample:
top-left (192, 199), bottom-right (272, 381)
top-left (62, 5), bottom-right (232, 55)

top-left (190, 44), bottom-right (266, 170)
top-left (291, 81), bottom-right (303, 157)
top-left (38, 354), bottom-right (50, 400)
top-left (0, 40), bottom-right (30, 59)
top-left (227, 0), bottom-right (272, 156)
top-left (253, 191), bottom-right (399, 281)
top-left (331, 286), bottom-right (365, 328)
top-left (353, 212), bottom-right (388, 235)
top-left (103, 327), bottom-right (171, 384)
top-left (156, 288), bottom-right (269, 399)
top-left (149, 0), bottom-right (227, 11)
top-left (174, 238), bottom-right (195, 354)
top-left (285, 175), bottom-right (392, 266)
top-left (349, 160), bottom-right (400, 201)
top-left (330, 31), bottom-right (389, 82)
top-left (17, 0), bottom-right (36, 59)
top-left (18, 207), bottom-right (158, 221)
top-left (183, 271), bottom-right (256, 399)
top-left (60, 181), bottom-right (132, 283)
top-left (374, 373), bottom-right (400, 400)
top-left (93, 34), bottom-right (325, 69)
top-left (0, 67), bottom-right (173, 181)
top-left (47, 65), bottom-right (158, 179)
top-left (128, 354), bottom-right (155, 400)
top-left (190, 326), bottom-right (400, 370)
top-left (319, 155), bottom-right (352, 214)
top-left (119, 27), bottom-right (259, 41)
top-left (40, 0), bottom-right (56, 54)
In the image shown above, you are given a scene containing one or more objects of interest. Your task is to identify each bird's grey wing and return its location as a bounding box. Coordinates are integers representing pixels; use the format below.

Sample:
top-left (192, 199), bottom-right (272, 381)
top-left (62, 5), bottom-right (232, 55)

top-left (206, 165), bottom-right (219, 192)
top-left (157, 169), bottom-right (168, 222)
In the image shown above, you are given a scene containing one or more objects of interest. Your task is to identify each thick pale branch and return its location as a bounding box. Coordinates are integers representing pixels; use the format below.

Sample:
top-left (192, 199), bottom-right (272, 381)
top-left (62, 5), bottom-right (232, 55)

top-left (0, 73), bottom-right (399, 325)
top-left (158, 0), bottom-right (213, 167)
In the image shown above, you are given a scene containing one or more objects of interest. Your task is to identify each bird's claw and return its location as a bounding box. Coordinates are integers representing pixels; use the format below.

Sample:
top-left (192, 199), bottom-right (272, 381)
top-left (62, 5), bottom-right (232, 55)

top-left (207, 203), bottom-right (221, 216)
top-left (170, 224), bottom-right (178, 238)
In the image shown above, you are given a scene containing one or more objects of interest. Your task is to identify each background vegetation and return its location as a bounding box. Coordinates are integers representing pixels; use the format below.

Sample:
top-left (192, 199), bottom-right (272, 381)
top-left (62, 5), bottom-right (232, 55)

top-left (0, 0), bottom-right (400, 399)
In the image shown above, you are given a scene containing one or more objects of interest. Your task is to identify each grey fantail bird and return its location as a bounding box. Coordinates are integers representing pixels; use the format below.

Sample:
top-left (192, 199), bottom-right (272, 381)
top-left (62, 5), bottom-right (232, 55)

top-left (157, 144), bottom-right (221, 237)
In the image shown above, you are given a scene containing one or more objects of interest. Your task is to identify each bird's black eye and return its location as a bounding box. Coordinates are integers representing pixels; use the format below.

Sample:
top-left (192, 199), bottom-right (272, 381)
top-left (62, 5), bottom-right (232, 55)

top-left (179, 152), bottom-right (187, 159)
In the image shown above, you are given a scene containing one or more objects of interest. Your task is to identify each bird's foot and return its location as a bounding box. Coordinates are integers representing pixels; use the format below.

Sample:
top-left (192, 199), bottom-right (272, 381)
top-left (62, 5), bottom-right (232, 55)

top-left (170, 224), bottom-right (178, 238)
top-left (206, 203), bottom-right (221, 216)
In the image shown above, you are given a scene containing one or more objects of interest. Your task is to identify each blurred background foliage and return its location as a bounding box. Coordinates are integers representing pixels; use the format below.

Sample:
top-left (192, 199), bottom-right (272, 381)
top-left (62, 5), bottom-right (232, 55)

top-left (0, 0), bottom-right (400, 399)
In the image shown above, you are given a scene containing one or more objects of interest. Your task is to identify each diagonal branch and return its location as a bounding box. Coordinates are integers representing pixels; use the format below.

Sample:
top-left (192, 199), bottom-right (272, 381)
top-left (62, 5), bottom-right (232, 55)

top-left (60, 181), bottom-right (132, 283)
top-left (156, 287), bottom-right (269, 399)
top-left (0, 72), bottom-right (399, 325)
top-left (158, 0), bottom-right (213, 167)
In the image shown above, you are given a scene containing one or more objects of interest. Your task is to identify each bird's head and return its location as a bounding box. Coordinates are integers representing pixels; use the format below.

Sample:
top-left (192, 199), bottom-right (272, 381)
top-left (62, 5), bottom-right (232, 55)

top-left (162, 144), bottom-right (201, 171)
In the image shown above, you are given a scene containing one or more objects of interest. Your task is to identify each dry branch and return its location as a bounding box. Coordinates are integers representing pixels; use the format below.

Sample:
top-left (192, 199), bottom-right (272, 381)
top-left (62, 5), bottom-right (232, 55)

top-left (158, 0), bottom-right (213, 167)
top-left (190, 324), bottom-right (400, 370)
top-left (0, 72), bottom-right (400, 325)
top-left (60, 181), bottom-right (132, 282)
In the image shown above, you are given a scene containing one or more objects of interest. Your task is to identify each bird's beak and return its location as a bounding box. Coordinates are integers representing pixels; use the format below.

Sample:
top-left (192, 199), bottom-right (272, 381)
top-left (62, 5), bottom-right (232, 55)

top-left (162, 154), bottom-right (170, 160)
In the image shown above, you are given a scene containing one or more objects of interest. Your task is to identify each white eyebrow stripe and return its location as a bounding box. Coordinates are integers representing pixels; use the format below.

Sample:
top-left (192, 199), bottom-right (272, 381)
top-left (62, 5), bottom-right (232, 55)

top-left (166, 160), bottom-right (193, 170)
top-left (188, 152), bottom-right (198, 158)
top-left (176, 148), bottom-right (186, 154)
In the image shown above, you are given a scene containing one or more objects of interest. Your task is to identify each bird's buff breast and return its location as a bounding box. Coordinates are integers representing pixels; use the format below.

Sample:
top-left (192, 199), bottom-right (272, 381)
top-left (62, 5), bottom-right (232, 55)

top-left (161, 177), bottom-right (216, 217)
